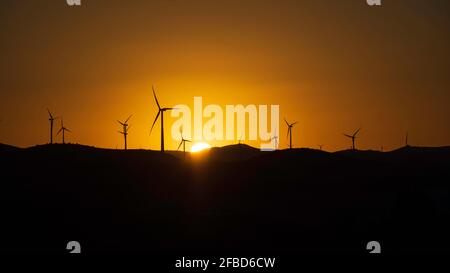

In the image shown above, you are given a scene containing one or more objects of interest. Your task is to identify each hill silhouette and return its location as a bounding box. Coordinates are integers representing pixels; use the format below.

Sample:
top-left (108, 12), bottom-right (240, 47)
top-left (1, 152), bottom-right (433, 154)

top-left (0, 143), bottom-right (449, 253)
top-left (0, 143), bottom-right (21, 152)
top-left (208, 143), bottom-right (261, 162)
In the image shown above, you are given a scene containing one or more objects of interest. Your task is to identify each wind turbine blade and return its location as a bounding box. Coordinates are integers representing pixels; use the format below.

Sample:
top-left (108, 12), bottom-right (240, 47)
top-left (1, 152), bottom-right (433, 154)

top-left (152, 86), bottom-right (161, 110)
top-left (287, 127), bottom-right (291, 138)
top-left (344, 134), bottom-right (352, 138)
top-left (150, 111), bottom-right (160, 134)
top-left (65, 128), bottom-right (71, 133)
top-left (177, 140), bottom-right (183, 151)
top-left (47, 108), bottom-right (53, 119)
top-left (124, 114), bottom-right (133, 124)
top-left (117, 120), bottom-right (125, 126)
top-left (162, 107), bottom-right (177, 111)
top-left (186, 140), bottom-right (191, 142)
top-left (57, 128), bottom-right (63, 135)
top-left (292, 121), bottom-right (298, 126)
top-left (118, 130), bottom-right (124, 135)
top-left (284, 118), bottom-right (289, 126)
top-left (353, 128), bottom-right (361, 137)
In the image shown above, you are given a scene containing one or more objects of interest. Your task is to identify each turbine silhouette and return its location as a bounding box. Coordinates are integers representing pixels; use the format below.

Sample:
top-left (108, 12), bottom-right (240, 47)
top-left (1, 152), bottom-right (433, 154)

top-left (405, 132), bottom-right (409, 147)
top-left (318, 144), bottom-right (323, 151)
top-left (150, 86), bottom-right (175, 152)
top-left (177, 128), bottom-right (191, 158)
top-left (57, 118), bottom-right (71, 144)
top-left (271, 135), bottom-right (279, 150)
top-left (284, 118), bottom-right (297, 149)
top-left (117, 115), bottom-right (132, 150)
top-left (47, 108), bottom-right (59, 144)
top-left (344, 128), bottom-right (361, 150)
top-left (269, 125), bottom-right (279, 150)
top-left (238, 133), bottom-right (243, 145)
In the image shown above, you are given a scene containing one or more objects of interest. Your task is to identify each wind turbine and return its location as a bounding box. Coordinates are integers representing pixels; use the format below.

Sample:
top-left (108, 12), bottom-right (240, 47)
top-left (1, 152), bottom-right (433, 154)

top-left (47, 108), bottom-right (59, 144)
top-left (238, 133), bottom-right (243, 145)
top-left (344, 128), bottom-right (361, 150)
top-left (57, 118), bottom-right (71, 144)
top-left (285, 118), bottom-right (297, 149)
top-left (269, 124), bottom-right (279, 150)
top-left (318, 144), bottom-right (324, 151)
top-left (271, 135), bottom-right (279, 150)
top-left (150, 86), bottom-right (175, 152)
top-left (405, 132), bottom-right (409, 147)
top-left (270, 124), bottom-right (279, 150)
top-left (177, 128), bottom-right (191, 158)
top-left (117, 114), bottom-right (132, 150)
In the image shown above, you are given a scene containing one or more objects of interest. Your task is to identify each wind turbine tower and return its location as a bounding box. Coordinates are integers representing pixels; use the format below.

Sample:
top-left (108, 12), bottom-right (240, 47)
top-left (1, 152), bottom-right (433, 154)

top-left (344, 128), bottom-right (361, 150)
top-left (150, 86), bottom-right (175, 152)
top-left (47, 108), bottom-right (58, 144)
top-left (284, 118), bottom-right (298, 149)
top-left (177, 128), bottom-right (191, 158)
top-left (118, 115), bottom-right (132, 150)
top-left (57, 118), bottom-right (71, 144)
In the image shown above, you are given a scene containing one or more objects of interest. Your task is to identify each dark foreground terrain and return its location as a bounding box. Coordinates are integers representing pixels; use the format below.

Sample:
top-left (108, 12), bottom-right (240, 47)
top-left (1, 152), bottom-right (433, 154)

top-left (0, 143), bottom-right (449, 253)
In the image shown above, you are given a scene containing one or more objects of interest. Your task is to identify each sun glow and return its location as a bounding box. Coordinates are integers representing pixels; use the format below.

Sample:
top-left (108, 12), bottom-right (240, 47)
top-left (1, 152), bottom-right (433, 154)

top-left (190, 142), bottom-right (211, 153)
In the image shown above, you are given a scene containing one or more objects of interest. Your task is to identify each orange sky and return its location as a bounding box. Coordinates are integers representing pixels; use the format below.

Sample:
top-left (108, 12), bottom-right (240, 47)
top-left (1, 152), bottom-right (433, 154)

top-left (0, 0), bottom-right (449, 151)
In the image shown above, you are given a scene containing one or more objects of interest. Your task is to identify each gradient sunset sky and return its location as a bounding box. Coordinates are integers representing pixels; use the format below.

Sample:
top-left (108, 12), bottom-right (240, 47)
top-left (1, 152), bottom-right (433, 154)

top-left (0, 0), bottom-right (449, 151)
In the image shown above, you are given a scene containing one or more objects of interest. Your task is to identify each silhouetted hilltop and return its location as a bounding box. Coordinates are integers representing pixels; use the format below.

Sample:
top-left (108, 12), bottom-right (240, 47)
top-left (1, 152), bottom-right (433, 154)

top-left (390, 145), bottom-right (450, 157)
top-left (3, 143), bottom-right (449, 162)
top-left (1, 142), bottom-right (449, 253)
top-left (207, 144), bottom-right (261, 162)
top-left (334, 148), bottom-right (382, 156)
top-left (267, 147), bottom-right (330, 158)
top-left (26, 143), bottom-right (102, 152)
top-left (329, 146), bottom-right (450, 163)
top-left (0, 143), bottom-right (22, 152)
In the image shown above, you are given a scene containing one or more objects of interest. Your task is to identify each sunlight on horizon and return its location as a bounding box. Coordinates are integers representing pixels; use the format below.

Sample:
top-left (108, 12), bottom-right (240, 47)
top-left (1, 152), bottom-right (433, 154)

top-left (191, 142), bottom-right (211, 153)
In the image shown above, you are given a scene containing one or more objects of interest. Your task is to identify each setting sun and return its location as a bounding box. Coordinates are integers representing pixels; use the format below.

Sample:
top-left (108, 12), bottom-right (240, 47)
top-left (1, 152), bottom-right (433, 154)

top-left (190, 142), bottom-right (211, 153)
